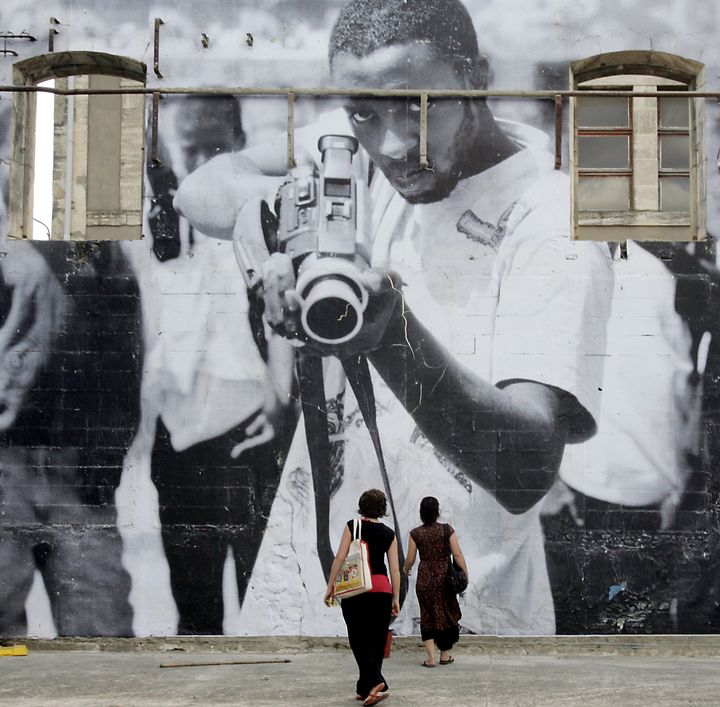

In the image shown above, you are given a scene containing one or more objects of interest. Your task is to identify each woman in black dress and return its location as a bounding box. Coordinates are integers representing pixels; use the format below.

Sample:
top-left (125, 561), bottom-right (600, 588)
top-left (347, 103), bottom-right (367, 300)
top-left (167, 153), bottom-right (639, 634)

top-left (324, 489), bottom-right (401, 706)
top-left (403, 496), bottom-right (468, 667)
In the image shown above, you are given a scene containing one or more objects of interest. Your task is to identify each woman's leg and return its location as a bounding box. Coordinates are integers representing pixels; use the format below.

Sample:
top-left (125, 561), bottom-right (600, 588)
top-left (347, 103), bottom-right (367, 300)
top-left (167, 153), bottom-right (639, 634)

top-left (436, 625), bottom-right (460, 661)
top-left (342, 595), bottom-right (369, 697)
top-left (420, 624), bottom-right (438, 666)
top-left (342, 593), bottom-right (391, 699)
top-left (422, 638), bottom-right (437, 666)
top-left (369, 594), bottom-right (392, 689)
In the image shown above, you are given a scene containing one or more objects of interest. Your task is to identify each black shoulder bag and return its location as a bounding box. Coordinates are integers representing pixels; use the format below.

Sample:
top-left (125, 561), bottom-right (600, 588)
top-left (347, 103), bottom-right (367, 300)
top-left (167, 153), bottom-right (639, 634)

top-left (444, 523), bottom-right (468, 595)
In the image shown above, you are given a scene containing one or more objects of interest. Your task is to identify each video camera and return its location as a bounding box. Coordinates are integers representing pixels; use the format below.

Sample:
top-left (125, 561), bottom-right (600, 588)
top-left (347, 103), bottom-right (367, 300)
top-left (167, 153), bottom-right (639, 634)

top-left (234, 134), bottom-right (369, 346)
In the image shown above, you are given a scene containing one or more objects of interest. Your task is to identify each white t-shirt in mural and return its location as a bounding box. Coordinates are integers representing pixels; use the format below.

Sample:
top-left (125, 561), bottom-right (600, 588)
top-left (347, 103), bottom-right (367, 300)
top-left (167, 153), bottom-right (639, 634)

top-left (237, 111), bottom-right (613, 636)
top-left (137, 231), bottom-right (267, 452)
top-left (559, 240), bottom-right (697, 511)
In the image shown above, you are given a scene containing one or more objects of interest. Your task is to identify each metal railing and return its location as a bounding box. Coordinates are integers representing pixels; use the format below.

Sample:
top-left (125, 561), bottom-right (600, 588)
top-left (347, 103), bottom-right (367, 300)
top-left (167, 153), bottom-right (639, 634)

top-left (2, 83), bottom-right (718, 169)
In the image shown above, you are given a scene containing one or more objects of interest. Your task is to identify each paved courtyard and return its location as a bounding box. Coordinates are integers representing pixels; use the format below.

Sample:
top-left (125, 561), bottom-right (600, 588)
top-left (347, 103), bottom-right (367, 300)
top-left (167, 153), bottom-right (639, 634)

top-left (2, 645), bottom-right (720, 706)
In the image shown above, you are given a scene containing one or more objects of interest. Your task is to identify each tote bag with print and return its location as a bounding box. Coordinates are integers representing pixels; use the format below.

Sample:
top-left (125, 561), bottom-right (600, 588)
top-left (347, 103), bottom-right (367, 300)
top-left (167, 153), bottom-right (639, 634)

top-left (334, 518), bottom-right (373, 599)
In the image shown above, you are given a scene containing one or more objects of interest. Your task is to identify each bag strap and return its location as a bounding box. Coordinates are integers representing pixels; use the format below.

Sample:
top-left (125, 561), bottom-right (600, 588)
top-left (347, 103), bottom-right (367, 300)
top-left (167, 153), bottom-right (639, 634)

top-left (298, 349), bottom-right (407, 605)
top-left (296, 351), bottom-right (335, 581)
top-left (342, 354), bottom-right (408, 605)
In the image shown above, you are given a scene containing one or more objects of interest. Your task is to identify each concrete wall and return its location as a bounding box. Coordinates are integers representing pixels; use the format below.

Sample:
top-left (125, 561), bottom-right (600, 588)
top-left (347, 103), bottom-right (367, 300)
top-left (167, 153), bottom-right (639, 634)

top-left (1, 0), bottom-right (720, 638)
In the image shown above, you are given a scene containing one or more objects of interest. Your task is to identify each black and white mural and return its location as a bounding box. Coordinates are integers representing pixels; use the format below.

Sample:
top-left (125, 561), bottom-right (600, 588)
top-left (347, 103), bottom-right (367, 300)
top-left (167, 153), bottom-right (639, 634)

top-left (1, 0), bottom-right (720, 637)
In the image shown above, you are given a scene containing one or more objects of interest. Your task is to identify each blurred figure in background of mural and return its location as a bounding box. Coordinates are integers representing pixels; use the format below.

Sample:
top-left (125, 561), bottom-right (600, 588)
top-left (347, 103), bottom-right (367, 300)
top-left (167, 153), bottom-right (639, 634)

top-left (660, 239), bottom-right (720, 632)
top-left (146, 95), bottom-right (248, 262)
top-left (144, 94), bottom-right (295, 635)
top-left (541, 240), bottom-right (703, 633)
top-left (0, 240), bottom-right (141, 636)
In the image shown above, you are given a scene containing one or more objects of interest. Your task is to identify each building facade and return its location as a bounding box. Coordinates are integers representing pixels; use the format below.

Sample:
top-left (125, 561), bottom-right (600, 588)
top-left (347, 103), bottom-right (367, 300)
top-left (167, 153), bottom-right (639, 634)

top-left (1, 0), bottom-right (720, 638)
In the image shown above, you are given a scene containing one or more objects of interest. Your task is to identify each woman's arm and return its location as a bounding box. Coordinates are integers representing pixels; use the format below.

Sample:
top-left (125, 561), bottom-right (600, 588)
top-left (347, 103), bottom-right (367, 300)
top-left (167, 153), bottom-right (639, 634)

top-left (449, 532), bottom-right (469, 576)
top-left (403, 535), bottom-right (417, 576)
top-left (387, 536), bottom-right (401, 617)
top-left (323, 525), bottom-right (352, 604)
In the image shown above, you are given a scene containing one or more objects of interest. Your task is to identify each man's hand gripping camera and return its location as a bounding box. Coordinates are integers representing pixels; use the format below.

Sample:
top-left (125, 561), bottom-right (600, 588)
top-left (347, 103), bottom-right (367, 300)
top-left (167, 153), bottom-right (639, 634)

top-left (233, 135), bottom-right (375, 354)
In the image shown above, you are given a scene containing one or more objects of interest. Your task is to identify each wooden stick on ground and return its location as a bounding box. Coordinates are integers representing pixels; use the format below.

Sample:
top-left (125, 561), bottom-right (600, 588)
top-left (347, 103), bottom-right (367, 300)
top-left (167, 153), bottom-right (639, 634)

top-left (159, 658), bottom-right (292, 669)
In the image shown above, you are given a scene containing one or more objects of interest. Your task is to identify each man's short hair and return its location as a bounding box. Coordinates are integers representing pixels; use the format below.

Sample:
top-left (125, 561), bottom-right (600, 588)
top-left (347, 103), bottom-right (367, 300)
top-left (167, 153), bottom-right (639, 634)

top-left (329, 0), bottom-right (486, 85)
top-left (176, 95), bottom-right (246, 150)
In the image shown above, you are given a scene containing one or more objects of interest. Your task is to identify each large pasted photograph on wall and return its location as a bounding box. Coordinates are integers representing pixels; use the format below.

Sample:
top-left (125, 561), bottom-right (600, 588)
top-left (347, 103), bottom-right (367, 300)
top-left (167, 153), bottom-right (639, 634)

top-left (1, 0), bottom-right (720, 639)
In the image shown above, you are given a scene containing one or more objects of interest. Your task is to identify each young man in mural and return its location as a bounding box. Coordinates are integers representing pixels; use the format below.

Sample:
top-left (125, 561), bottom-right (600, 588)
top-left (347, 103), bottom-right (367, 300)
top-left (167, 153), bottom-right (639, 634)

top-left (175, 0), bottom-right (613, 634)
top-left (144, 95), bottom-right (295, 634)
top-left (0, 239), bottom-right (141, 636)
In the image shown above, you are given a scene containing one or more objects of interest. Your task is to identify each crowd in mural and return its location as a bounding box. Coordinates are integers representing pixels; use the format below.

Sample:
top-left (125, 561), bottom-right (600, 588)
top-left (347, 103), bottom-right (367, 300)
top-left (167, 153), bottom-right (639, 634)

top-left (2, 0), bottom-right (720, 639)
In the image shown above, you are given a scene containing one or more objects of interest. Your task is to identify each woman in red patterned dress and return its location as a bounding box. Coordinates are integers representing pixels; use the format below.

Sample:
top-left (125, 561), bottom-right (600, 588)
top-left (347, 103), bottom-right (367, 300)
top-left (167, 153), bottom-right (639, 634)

top-left (403, 497), bottom-right (468, 667)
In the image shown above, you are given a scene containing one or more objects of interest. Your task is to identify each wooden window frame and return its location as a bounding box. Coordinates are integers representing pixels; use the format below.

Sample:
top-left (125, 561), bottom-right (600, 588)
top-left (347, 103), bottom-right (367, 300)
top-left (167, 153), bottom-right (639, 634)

top-left (570, 50), bottom-right (705, 242)
top-left (8, 51), bottom-right (147, 240)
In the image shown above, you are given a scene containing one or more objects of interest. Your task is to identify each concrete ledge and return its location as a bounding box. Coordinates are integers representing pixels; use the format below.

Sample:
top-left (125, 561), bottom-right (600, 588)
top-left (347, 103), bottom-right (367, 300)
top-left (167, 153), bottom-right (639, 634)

top-left (6, 634), bottom-right (720, 657)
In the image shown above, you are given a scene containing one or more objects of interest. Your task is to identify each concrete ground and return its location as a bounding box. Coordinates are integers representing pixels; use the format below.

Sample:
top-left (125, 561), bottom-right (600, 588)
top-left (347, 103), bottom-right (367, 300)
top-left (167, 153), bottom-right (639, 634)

top-left (2, 643), bottom-right (720, 706)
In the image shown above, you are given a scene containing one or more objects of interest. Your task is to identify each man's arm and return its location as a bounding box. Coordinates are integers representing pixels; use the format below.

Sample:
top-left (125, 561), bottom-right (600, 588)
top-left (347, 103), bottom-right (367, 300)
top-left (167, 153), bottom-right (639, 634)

top-left (173, 132), bottom-right (314, 240)
top-left (257, 261), bottom-right (570, 514)
top-left (0, 243), bottom-right (66, 430)
top-left (367, 303), bottom-right (568, 514)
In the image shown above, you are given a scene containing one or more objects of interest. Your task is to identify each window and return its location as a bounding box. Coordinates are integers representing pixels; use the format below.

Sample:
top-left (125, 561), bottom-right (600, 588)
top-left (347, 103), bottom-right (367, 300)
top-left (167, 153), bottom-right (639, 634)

top-left (570, 51), bottom-right (705, 241)
top-left (8, 51), bottom-right (146, 240)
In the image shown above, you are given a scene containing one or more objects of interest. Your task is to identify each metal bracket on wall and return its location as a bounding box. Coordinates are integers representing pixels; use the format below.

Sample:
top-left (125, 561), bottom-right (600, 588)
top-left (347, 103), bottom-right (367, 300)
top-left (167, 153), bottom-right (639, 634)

top-left (287, 92), bottom-right (295, 169)
top-left (0, 30), bottom-right (37, 58)
top-left (151, 91), bottom-right (162, 165)
top-left (554, 94), bottom-right (563, 170)
top-left (48, 17), bottom-right (60, 52)
top-left (419, 93), bottom-right (430, 170)
top-left (153, 18), bottom-right (164, 79)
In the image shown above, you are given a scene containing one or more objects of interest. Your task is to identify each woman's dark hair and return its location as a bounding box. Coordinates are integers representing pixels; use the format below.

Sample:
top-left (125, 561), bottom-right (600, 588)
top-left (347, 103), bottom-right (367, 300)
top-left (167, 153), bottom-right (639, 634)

top-left (420, 496), bottom-right (440, 525)
top-left (358, 489), bottom-right (387, 518)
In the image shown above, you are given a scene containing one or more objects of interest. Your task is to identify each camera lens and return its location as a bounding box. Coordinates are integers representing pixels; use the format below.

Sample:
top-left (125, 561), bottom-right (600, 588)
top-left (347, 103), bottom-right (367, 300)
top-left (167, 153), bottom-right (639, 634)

top-left (305, 296), bottom-right (359, 342)
top-left (299, 275), bottom-right (364, 345)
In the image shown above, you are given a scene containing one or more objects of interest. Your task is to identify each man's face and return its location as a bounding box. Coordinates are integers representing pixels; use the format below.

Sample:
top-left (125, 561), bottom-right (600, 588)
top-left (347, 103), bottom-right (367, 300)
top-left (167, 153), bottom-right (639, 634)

top-left (332, 43), bottom-right (476, 204)
top-left (176, 120), bottom-right (238, 176)
top-left (173, 100), bottom-right (243, 178)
